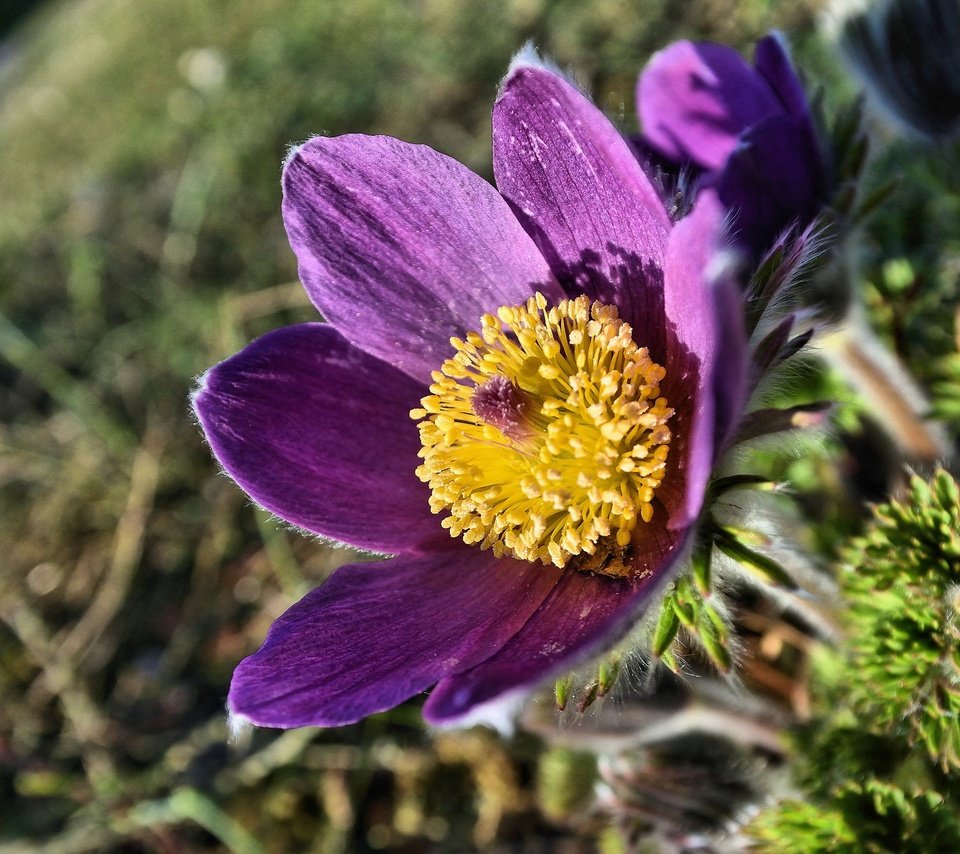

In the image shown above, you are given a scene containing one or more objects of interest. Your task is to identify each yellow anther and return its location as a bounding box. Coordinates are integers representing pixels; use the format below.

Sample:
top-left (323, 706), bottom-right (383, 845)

top-left (538, 363), bottom-right (561, 380)
top-left (410, 292), bottom-right (673, 573)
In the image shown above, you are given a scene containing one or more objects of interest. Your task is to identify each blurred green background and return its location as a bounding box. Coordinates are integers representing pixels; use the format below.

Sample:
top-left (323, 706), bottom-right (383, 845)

top-left (0, 0), bottom-right (879, 850)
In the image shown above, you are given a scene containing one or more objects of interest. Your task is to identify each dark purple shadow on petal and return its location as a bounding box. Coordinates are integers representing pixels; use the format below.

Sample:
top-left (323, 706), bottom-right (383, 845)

top-left (717, 114), bottom-right (824, 258)
top-left (194, 323), bottom-right (440, 554)
top-left (548, 248), bottom-right (670, 366)
top-left (423, 504), bottom-right (692, 725)
top-left (492, 64), bottom-right (672, 337)
top-left (229, 545), bottom-right (563, 728)
top-left (282, 134), bottom-right (562, 384)
top-left (638, 40), bottom-right (783, 172)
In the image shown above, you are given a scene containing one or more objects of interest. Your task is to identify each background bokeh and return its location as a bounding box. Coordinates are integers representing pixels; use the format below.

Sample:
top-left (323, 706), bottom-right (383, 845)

top-left (7, 0), bottom-right (958, 850)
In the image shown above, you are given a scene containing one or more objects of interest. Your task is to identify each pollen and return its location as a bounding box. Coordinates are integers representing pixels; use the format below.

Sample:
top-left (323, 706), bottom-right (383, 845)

top-left (411, 292), bottom-right (673, 573)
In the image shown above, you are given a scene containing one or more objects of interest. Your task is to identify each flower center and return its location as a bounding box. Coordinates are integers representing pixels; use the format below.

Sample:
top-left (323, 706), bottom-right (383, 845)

top-left (410, 292), bottom-right (673, 575)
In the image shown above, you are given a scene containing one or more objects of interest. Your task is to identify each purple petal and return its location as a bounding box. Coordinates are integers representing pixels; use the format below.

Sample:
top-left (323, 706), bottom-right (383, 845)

top-left (228, 546), bottom-right (563, 727)
top-left (424, 513), bottom-right (691, 725)
top-left (194, 323), bottom-right (439, 554)
top-left (282, 134), bottom-right (561, 384)
top-left (754, 33), bottom-right (810, 119)
top-left (492, 62), bottom-right (672, 344)
top-left (659, 190), bottom-right (746, 528)
top-left (638, 40), bottom-right (783, 172)
top-left (716, 114), bottom-right (824, 257)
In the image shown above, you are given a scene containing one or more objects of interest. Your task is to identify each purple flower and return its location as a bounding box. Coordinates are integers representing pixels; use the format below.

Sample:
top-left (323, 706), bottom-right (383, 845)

top-left (638, 34), bottom-right (828, 256)
top-left (193, 57), bottom-right (749, 730)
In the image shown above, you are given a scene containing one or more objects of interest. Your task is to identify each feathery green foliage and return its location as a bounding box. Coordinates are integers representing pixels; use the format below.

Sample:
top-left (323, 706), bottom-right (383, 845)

top-left (750, 779), bottom-right (960, 853)
top-left (748, 471), bottom-right (960, 850)
top-left (844, 470), bottom-right (960, 769)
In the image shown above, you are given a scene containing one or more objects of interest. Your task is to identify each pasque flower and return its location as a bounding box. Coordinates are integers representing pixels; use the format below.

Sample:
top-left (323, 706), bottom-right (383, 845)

top-left (638, 34), bottom-right (828, 257)
top-left (193, 55), bottom-right (751, 729)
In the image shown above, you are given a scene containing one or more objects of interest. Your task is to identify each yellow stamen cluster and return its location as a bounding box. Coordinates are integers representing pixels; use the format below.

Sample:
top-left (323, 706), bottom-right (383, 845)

top-left (410, 292), bottom-right (673, 571)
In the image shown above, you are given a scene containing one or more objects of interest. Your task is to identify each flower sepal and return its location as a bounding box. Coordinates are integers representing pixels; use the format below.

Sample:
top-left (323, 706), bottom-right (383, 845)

top-left (551, 650), bottom-right (626, 715)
